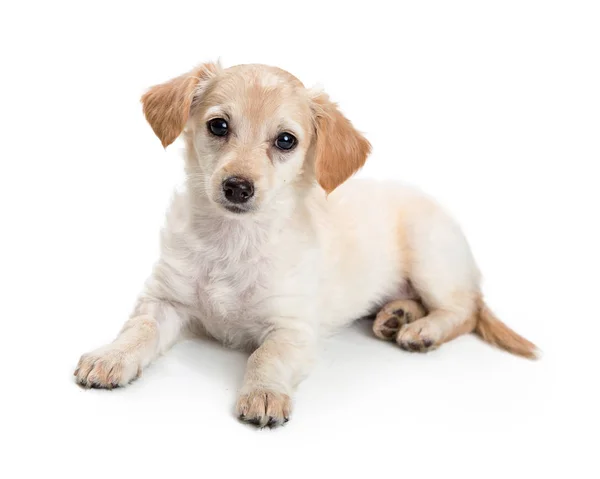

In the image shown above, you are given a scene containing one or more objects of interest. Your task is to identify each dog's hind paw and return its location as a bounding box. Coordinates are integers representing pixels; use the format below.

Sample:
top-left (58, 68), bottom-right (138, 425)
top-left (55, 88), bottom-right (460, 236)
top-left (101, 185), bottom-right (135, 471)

top-left (372, 299), bottom-right (426, 341)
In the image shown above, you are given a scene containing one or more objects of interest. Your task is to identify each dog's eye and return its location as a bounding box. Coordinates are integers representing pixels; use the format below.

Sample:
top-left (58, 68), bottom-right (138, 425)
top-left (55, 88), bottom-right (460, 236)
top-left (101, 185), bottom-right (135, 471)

top-left (208, 118), bottom-right (229, 137)
top-left (275, 132), bottom-right (297, 151)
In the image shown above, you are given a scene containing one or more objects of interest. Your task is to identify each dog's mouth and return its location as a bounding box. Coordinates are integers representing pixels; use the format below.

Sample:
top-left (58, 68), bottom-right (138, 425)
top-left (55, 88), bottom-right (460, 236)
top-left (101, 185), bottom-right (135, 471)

top-left (223, 204), bottom-right (250, 214)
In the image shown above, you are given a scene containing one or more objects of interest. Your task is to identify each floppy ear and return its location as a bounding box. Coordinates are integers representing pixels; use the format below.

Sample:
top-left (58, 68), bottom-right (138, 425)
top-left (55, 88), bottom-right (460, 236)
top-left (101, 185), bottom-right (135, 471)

top-left (310, 91), bottom-right (371, 194)
top-left (141, 62), bottom-right (219, 148)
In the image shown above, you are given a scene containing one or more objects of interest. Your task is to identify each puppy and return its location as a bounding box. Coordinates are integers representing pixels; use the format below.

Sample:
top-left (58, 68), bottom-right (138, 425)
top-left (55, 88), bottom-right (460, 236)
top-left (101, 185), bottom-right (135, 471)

top-left (74, 62), bottom-right (537, 427)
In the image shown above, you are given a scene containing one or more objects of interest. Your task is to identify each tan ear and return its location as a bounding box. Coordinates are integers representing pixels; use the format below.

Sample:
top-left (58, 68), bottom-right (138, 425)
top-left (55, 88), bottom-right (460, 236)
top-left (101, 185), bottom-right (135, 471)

top-left (311, 91), bottom-right (371, 193)
top-left (141, 62), bottom-right (219, 148)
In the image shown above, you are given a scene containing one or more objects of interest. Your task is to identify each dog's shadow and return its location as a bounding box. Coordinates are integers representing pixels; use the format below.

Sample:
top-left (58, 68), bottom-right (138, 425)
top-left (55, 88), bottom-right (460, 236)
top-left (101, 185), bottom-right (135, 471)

top-left (129, 317), bottom-right (389, 400)
top-left (143, 336), bottom-right (249, 394)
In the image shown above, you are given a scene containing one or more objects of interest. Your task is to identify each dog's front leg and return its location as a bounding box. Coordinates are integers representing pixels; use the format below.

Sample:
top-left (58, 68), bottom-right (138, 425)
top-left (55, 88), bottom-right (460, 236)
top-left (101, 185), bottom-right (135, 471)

top-left (236, 327), bottom-right (316, 428)
top-left (74, 299), bottom-right (189, 388)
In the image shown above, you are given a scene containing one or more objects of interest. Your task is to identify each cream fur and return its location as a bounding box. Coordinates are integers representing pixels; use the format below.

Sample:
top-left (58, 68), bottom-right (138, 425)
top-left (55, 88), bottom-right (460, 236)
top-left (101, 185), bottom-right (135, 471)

top-left (74, 63), bottom-right (535, 428)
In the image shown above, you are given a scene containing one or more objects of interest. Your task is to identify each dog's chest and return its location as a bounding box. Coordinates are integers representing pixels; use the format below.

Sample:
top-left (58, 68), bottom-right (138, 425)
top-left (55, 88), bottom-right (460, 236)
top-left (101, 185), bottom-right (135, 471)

top-left (191, 242), bottom-right (275, 345)
top-left (166, 209), bottom-right (315, 347)
top-left (197, 258), bottom-right (267, 315)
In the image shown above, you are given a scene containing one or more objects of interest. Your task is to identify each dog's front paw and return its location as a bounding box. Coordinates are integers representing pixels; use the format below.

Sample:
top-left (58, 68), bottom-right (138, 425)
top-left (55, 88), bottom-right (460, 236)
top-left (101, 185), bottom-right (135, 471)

top-left (236, 388), bottom-right (292, 428)
top-left (74, 346), bottom-right (142, 389)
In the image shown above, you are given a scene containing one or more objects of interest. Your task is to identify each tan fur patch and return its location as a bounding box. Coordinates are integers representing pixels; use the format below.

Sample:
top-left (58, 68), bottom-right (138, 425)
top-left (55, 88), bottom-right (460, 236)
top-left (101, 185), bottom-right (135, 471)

top-left (141, 62), bottom-right (220, 147)
top-left (310, 92), bottom-right (371, 193)
top-left (474, 298), bottom-right (538, 359)
top-left (443, 310), bottom-right (479, 343)
top-left (396, 211), bottom-right (412, 278)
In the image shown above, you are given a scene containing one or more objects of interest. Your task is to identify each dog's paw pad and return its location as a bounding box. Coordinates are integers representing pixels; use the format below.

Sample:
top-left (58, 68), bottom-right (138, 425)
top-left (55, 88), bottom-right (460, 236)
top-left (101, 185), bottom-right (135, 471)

top-left (373, 300), bottom-right (426, 341)
top-left (396, 319), bottom-right (440, 352)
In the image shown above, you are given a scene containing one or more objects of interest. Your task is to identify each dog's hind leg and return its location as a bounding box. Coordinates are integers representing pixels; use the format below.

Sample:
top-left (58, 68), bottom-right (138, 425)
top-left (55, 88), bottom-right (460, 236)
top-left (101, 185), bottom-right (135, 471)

top-left (383, 201), bottom-right (482, 352)
top-left (373, 198), bottom-right (537, 356)
top-left (395, 295), bottom-right (479, 352)
top-left (372, 296), bottom-right (477, 352)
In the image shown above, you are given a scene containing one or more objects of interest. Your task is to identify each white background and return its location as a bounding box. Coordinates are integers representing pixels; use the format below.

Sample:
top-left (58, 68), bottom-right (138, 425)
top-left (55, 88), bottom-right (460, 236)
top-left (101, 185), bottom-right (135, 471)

top-left (1, 1), bottom-right (599, 478)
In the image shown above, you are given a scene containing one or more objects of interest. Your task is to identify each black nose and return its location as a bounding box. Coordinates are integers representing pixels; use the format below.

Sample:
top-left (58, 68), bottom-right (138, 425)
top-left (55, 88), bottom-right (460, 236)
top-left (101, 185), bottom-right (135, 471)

top-left (222, 177), bottom-right (254, 204)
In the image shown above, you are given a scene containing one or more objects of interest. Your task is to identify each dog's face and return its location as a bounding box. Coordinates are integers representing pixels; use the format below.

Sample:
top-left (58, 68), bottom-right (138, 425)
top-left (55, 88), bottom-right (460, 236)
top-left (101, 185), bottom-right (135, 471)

top-left (188, 65), bottom-right (314, 215)
top-left (142, 63), bottom-right (371, 216)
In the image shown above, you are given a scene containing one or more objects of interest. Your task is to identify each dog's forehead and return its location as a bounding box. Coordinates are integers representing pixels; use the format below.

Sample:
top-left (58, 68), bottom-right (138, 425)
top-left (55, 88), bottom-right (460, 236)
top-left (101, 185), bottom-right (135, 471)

top-left (225, 64), bottom-right (305, 88)
top-left (212, 65), bottom-right (302, 101)
top-left (205, 64), bottom-right (311, 126)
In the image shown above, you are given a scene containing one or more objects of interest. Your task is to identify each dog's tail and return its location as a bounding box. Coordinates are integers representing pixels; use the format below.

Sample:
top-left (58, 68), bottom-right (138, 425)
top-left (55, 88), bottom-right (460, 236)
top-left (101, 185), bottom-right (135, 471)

top-left (473, 299), bottom-right (539, 359)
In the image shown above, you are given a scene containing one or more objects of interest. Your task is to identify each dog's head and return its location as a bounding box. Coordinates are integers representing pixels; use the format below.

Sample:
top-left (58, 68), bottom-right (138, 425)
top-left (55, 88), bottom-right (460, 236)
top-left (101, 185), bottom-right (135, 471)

top-left (142, 62), bottom-right (371, 215)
